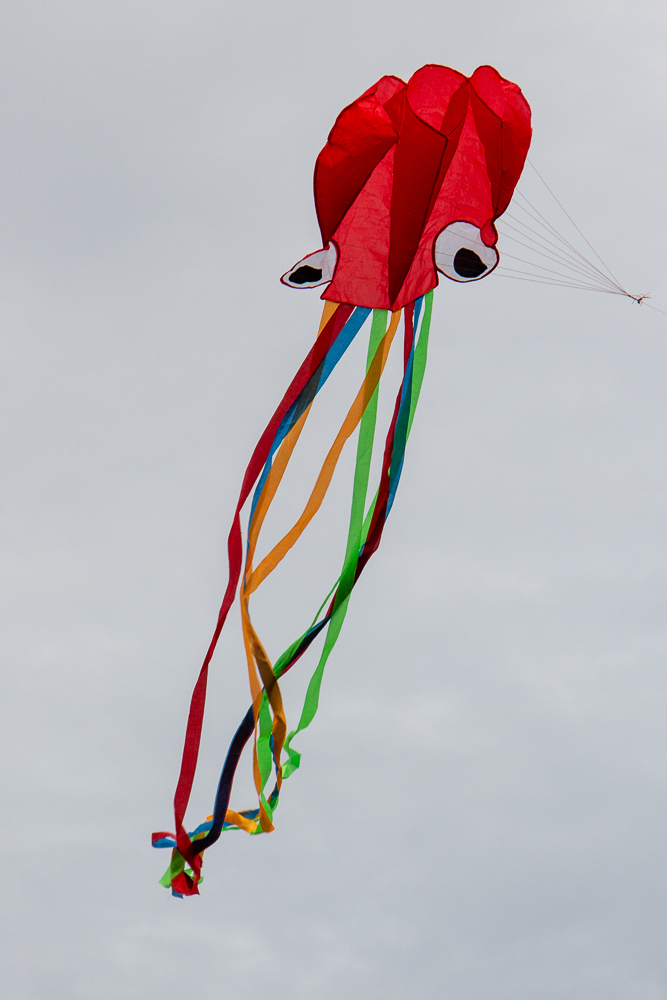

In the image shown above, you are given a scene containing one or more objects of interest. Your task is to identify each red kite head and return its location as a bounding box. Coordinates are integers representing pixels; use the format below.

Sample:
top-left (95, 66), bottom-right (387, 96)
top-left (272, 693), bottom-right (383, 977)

top-left (282, 64), bottom-right (532, 310)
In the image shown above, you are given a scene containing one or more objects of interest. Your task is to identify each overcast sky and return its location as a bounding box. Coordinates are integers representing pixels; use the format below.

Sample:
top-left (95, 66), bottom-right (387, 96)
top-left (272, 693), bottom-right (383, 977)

top-left (2, 2), bottom-right (667, 998)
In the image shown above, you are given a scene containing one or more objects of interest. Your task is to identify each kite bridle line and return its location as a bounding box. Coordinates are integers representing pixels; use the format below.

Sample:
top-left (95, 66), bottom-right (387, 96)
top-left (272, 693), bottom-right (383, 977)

top-left (495, 160), bottom-right (650, 307)
top-left (153, 294), bottom-right (433, 895)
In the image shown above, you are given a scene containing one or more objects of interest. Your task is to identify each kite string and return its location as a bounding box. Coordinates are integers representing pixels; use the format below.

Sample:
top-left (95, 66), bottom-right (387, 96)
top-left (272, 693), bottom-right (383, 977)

top-left (509, 193), bottom-right (621, 288)
top-left (527, 159), bottom-right (623, 287)
top-left (496, 272), bottom-right (625, 294)
top-left (498, 219), bottom-right (620, 289)
top-left (498, 254), bottom-right (625, 292)
top-left (496, 211), bottom-right (621, 292)
top-left (497, 166), bottom-right (650, 305)
top-left (508, 197), bottom-right (620, 288)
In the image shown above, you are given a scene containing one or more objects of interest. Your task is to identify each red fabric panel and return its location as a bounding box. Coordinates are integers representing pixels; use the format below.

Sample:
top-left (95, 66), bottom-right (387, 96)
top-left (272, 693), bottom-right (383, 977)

top-left (422, 106), bottom-right (493, 235)
top-left (387, 68), bottom-right (472, 306)
top-left (407, 64), bottom-right (467, 131)
top-left (469, 66), bottom-right (532, 229)
top-left (171, 870), bottom-right (197, 897)
top-left (382, 86), bottom-right (408, 132)
top-left (387, 102), bottom-right (447, 306)
top-left (314, 75), bottom-right (405, 246)
top-left (323, 145), bottom-right (395, 309)
top-left (423, 79), bottom-right (470, 222)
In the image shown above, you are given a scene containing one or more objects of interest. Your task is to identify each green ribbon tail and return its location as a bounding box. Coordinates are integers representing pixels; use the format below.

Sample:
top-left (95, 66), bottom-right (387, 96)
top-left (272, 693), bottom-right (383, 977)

top-left (283, 308), bottom-right (388, 776)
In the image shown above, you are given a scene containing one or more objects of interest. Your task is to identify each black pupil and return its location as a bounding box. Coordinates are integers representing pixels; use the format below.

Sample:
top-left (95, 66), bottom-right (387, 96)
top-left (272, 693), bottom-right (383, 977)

top-left (290, 265), bottom-right (323, 284)
top-left (453, 247), bottom-right (487, 278)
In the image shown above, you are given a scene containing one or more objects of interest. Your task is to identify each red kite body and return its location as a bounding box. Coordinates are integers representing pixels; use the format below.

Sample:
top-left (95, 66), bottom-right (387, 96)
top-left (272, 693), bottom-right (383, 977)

top-left (284, 64), bottom-right (531, 308)
top-left (154, 64), bottom-right (532, 897)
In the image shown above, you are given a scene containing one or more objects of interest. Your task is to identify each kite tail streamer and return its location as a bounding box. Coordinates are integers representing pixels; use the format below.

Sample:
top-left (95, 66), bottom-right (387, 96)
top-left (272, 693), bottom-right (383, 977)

top-left (281, 292), bottom-right (432, 781)
top-left (153, 293), bottom-right (432, 895)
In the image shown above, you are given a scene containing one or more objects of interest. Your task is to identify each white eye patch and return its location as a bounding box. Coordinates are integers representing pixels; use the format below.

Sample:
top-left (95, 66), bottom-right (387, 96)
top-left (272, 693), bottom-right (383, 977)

top-left (281, 244), bottom-right (338, 288)
top-left (434, 222), bottom-right (499, 282)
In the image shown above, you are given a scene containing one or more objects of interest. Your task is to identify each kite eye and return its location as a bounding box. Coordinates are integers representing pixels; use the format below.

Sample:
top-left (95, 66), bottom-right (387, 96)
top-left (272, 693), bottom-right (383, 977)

top-left (434, 222), bottom-right (499, 282)
top-left (281, 244), bottom-right (338, 288)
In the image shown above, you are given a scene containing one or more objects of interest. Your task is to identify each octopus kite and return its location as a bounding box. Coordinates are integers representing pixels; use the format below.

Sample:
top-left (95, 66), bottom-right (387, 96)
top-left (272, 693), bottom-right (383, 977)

top-left (153, 63), bottom-right (532, 895)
